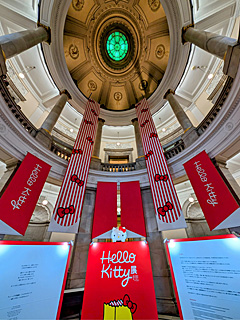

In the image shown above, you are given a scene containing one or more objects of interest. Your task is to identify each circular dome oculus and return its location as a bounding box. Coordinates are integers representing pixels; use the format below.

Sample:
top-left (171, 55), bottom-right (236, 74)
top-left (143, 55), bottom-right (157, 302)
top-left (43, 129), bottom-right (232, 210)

top-left (106, 32), bottom-right (128, 61)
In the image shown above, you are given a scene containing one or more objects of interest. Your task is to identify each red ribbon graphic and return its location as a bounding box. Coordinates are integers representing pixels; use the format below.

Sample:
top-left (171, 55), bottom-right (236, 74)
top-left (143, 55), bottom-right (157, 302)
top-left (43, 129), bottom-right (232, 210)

top-left (123, 294), bottom-right (137, 314)
top-left (145, 150), bottom-right (153, 160)
top-left (155, 174), bottom-right (168, 182)
top-left (71, 174), bottom-right (84, 187)
top-left (91, 108), bottom-right (98, 116)
top-left (119, 226), bottom-right (126, 233)
top-left (84, 119), bottom-right (93, 125)
top-left (140, 119), bottom-right (149, 127)
top-left (57, 205), bottom-right (75, 218)
top-left (157, 201), bottom-right (173, 217)
top-left (72, 148), bottom-right (83, 155)
top-left (86, 136), bottom-right (94, 145)
top-left (150, 132), bottom-right (158, 138)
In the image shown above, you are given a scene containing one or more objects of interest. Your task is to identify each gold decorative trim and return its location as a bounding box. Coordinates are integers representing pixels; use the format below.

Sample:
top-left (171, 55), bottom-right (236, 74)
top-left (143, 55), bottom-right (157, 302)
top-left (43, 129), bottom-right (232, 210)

top-left (1, 49), bottom-right (6, 61)
top-left (182, 23), bottom-right (194, 45)
top-left (60, 89), bottom-right (72, 100)
top-left (163, 89), bottom-right (175, 100)
top-left (43, 128), bottom-right (51, 135)
top-left (138, 155), bottom-right (145, 159)
top-left (37, 22), bottom-right (51, 45)
top-left (183, 126), bottom-right (191, 133)
top-left (92, 156), bottom-right (99, 159)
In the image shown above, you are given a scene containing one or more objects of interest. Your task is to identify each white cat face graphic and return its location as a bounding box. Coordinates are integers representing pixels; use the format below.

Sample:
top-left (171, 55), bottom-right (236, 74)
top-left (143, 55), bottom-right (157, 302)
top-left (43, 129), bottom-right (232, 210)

top-left (111, 227), bottom-right (127, 242)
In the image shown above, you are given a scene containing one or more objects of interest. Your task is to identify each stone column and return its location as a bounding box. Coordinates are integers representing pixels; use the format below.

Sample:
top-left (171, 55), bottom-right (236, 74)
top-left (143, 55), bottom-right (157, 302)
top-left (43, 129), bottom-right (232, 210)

top-left (90, 118), bottom-right (105, 170)
top-left (0, 159), bottom-right (20, 196)
top-left (36, 90), bottom-right (71, 148)
top-left (131, 118), bottom-right (146, 169)
top-left (182, 26), bottom-right (236, 59)
top-left (0, 159), bottom-right (20, 240)
top-left (0, 26), bottom-right (50, 60)
top-left (164, 90), bottom-right (199, 147)
top-left (41, 90), bottom-right (71, 134)
top-left (67, 188), bottom-right (96, 289)
top-left (141, 187), bottom-right (178, 315)
top-left (92, 118), bottom-right (105, 158)
top-left (182, 26), bottom-right (240, 78)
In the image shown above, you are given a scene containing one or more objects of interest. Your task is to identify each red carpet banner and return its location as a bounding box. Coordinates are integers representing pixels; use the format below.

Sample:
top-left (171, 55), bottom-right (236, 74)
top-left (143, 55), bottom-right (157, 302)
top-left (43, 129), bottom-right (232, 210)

top-left (135, 98), bottom-right (186, 231)
top-left (120, 181), bottom-right (146, 238)
top-left (48, 100), bottom-right (100, 233)
top-left (184, 150), bottom-right (240, 230)
top-left (92, 182), bottom-right (117, 239)
top-left (0, 152), bottom-right (51, 235)
top-left (81, 242), bottom-right (158, 320)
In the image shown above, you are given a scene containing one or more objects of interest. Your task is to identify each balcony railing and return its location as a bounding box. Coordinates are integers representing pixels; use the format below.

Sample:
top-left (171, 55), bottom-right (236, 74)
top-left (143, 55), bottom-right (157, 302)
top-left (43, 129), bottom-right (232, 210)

top-left (102, 162), bottom-right (136, 172)
top-left (0, 76), bottom-right (37, 136)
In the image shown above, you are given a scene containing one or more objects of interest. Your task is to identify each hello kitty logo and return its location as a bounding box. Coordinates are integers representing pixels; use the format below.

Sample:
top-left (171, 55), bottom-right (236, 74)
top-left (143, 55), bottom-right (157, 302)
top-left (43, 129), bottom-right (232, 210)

top-left (111, 226), bottom-right (127, 242)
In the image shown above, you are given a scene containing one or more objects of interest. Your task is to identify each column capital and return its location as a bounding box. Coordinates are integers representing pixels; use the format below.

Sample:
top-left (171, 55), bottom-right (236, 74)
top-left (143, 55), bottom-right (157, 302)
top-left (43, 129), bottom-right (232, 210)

top-left (98, 118), bottom-right (105, 123)
top-left (131, 117), bottom-right (138, 124)
top-left (182, 23), bottom-right (194, 44)
top-left (60, 89), bottom-right (72, 100)
top-left (163, 89), bottom-right (175, 100)
top-left (37, 22), bottom-right (51, 44)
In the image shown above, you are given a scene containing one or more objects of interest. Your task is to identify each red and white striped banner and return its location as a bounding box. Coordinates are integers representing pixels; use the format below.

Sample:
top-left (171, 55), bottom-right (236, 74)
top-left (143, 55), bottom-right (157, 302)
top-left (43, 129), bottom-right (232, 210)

top-left (135, 98), bottom-right (186, 231)
top-left (48, 99), bottom-right (100, 233)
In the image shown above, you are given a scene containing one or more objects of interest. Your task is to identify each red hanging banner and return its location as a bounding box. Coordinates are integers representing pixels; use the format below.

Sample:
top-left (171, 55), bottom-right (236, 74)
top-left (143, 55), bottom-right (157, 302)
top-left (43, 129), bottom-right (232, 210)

top-left (135, 98), bottom-right (186, 231)
top-left (120, 181), bottom-right (146, 237)
top-left (0, 152), bottom-right (51, 235)
top-left (183, 150), bottom-right (240, 230)
top-left (48, 100), bottom-right (100, 233)
top-left (81, 242), bottom-right (158, 320)
top-left (92, 182), bottom-right (117, 239)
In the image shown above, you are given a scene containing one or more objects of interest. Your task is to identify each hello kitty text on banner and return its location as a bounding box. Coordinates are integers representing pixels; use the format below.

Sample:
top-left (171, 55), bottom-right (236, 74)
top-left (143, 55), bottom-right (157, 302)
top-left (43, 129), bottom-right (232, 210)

top-left (135, 98), bottom-right (186, 231)
top-left (48, 100), bottom-right (100, 233)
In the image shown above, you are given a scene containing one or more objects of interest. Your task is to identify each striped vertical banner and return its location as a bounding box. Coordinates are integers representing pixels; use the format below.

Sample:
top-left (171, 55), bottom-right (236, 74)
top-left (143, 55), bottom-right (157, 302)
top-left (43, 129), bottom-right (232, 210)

top-left (48, 99), bottom-right (100, 233)
top-left (135, 98), bottom-right (186, 231)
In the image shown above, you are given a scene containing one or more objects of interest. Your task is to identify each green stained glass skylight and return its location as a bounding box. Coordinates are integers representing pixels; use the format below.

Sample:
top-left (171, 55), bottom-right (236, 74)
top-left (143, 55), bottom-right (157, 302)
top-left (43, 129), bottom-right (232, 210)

top-left (106, 32), bottom-right (128, 61)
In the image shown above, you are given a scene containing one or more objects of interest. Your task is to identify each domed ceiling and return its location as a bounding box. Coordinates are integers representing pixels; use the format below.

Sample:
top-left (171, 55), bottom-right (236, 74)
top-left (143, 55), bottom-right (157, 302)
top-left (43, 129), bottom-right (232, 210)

top-left (63, 0), bottom-right (170, 111)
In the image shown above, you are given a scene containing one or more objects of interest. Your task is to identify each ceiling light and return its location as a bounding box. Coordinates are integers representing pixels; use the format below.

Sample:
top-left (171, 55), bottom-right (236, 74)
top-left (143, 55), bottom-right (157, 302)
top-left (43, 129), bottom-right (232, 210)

top-left (208, 73), bottom-right (214, 80)
top-left (189, 197), bottom-right (194, 203)
top-left (42, 199), bottom-right (48, 205)
top-left (18, 72), bottom-right (25, 79)
top-left (162, 128), bottom-right (166, 132)
top-left (18, 66), bottom-right (36, 79)
top-left (69, 128), bottom-right (73, 132)
top-left (116, 142), bottom-right (121, 146)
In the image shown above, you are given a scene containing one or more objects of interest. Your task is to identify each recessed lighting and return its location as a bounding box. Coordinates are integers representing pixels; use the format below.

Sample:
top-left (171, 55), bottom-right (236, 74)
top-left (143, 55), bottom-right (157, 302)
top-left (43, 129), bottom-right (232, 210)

top-left (189, 197), bottom-right (194, 203)
top-left (42, 199), bottom-right (48, 205)
top-left (208, 73), bottom-right (214, 80)
top-left (116, 142), bottom-right (120, 146)
top-left (69, 128), bottom-right (73, 132)
top-left (19, 72), bottom-right (25, 79)
top-left (162, 128), bottom-right (166, 132)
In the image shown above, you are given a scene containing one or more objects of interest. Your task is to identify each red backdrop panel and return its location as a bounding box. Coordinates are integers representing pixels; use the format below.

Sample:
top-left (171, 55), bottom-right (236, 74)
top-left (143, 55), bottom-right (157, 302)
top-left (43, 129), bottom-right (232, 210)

top-left (0, 152), bottom-right (51, 235)
top-left (120, 181), bottom-right (146, 237)
top-left (48, 100), bottom-right (100, 233)
top-left (183, 150), bottom-right (240, 230)
top-left (135, 98), bottom-right (186, 231)
top-left (81, 242), bottom-right (158, 320)
top-left (92, 182), bottom-right (117, 239)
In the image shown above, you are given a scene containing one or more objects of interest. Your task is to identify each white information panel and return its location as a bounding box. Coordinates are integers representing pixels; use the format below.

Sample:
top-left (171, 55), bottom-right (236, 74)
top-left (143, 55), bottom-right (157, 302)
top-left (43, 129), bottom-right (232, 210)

top-left (166, 235), bottom-right (240, 320)
top-left (0, 242), bottom-right (71, 320)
